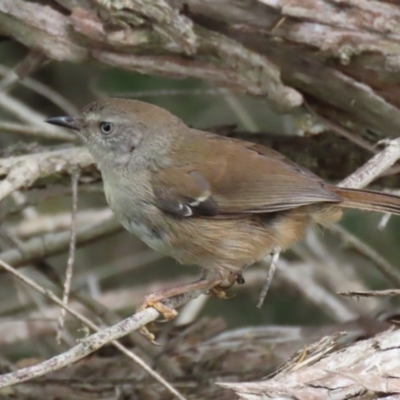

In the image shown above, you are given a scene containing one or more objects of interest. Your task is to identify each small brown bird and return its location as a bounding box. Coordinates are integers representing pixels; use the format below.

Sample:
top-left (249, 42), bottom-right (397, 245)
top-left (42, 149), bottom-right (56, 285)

top-left (46, 98), bottom-right (400, 337)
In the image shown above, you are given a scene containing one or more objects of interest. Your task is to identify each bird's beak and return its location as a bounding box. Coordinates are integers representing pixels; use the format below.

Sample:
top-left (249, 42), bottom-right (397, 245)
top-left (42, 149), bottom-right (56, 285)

top-left (45, 116), bottom-right (79, 131)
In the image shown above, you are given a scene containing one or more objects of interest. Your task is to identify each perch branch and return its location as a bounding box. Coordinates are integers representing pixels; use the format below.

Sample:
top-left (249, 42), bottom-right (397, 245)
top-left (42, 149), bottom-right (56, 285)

top-left (0, 258), bottom-right (189, 400)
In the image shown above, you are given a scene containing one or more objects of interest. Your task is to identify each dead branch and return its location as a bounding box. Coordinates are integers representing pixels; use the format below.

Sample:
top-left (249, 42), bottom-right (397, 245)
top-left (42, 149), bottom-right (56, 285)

top-left (2, 316), bottom-right (393, 400)
top-left (220, 328), bottom-right (400, 400)
top-left (0, 258), bottom-right (190, 400)
top-left (0, 209), bottom-right (121, 268)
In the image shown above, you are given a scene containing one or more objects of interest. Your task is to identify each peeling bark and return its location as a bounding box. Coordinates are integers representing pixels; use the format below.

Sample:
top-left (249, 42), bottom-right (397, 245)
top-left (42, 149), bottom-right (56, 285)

top-left (221, 328), bottom-right (400, 400)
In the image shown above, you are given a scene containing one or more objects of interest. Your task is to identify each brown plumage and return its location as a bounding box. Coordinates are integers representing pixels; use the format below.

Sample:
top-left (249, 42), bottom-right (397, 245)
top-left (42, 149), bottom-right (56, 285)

top-left (46, 98), bottom-right (400, 339)
top-left (148, 128), bottom-right (400, 272)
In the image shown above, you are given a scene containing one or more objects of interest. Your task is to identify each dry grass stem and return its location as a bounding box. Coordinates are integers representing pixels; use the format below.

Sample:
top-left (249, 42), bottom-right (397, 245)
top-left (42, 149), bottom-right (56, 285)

top-left (56, 170), bottom-right (80, 343)
top-left (0, 258), bottom-right (188, 400)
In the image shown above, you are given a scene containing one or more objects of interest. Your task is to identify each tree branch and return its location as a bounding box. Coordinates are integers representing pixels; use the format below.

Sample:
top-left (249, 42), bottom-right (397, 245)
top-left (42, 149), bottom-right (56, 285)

top-left (220, 328), bottom-right (400, 400)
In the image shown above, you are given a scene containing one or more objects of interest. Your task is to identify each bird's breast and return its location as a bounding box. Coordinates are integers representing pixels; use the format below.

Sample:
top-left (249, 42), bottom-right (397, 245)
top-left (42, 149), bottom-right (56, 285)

top-left (112, 202), bottom-right (171, 254)
top-left (126, 217), bottom-right (170, 253)
top-left (102, 170), bottom-right (170, 253)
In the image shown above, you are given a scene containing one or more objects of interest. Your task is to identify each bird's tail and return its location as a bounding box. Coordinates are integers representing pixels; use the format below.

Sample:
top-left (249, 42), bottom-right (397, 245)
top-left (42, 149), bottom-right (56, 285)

top-left (329, 186), bottom-right (400, 215)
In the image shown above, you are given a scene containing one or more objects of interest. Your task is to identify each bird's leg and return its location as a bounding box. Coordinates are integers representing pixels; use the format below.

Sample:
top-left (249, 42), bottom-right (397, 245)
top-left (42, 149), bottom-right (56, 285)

top-left (137, 276), bottom-right (223, 343)
top-left (209, 270), bottom-right (243, 299)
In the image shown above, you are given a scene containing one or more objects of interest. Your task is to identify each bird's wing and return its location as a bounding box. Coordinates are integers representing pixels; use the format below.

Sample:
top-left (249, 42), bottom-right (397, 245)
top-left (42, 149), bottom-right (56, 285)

top-left (151, 134), bottom-right (341, 218)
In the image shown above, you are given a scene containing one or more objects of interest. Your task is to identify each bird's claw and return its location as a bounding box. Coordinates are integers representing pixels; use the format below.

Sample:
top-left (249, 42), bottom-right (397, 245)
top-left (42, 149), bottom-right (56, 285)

top-left (209, 286), bottom-right (235, 300)
top-left (137, 298), bottom-right (178, 344)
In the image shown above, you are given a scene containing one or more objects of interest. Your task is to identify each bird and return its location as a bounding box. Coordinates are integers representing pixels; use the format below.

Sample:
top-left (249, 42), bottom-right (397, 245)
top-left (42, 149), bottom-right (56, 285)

top-left (46, 98), bottom-right (400, 341)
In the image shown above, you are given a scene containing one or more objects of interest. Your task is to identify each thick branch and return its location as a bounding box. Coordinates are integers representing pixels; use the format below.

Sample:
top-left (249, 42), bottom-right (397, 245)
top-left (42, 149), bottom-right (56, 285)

top-left (220, 329), bottom-right (400, 400)
top-left (0, 0), bottom-right (301, 111)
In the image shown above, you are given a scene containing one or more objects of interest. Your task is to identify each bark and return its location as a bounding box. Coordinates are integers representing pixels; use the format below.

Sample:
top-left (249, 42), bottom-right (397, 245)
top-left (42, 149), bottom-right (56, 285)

top-left (2, 0), bottom-right (400, 181)
top-left (5, 317), bottom-right (395, 400)
top-left (221, 327), bottom-right (400, 400)
top-left (1, 0), bottom-right (400, 141)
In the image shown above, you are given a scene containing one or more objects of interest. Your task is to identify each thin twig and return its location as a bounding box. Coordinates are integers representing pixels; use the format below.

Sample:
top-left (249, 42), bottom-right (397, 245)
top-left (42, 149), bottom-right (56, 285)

top-left (0, 50), bottom-right (48, 92)
top-left (302, 228), bottom-right (380, 314)
top-left (24, 285), bottom-right (76, 347)
top-left (92, 87), bottom-right (229, 98)
top-left (9, 209), bottom-right (110, 238)
top-left (217, 88), bottom-right (259, 132)
top-left (0, 92), bottom-right (75, 141)
top-left (0, 64), bottom-right (78, 116)
top-left (257, 250), bottom-right (280, 308)
top-left (0, 210), bottom-right (121, 268)
top-left (0, 258), bottom-right (188, 400)
top-left (378, 213), bottom-right (392, 230)
top-left (278, 260), bottom-right (357, 322)
top-left (339, 289), bottom-right (400, 297)
top-left (0, 121), bottom-right (74, 141)
top-left (329, 224), bottom-right (400, 287)
top-left (377, 189), bottom-right (400, 230)
top-left (56, 170), bottom-right (80, 343)
top-left (305, 103), bottom-right (377, 154)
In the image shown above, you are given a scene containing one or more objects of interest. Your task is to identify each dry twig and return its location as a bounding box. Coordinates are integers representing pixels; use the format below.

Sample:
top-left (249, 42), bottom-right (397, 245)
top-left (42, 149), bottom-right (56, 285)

top-left (56, 170), bottom-right (80, 343)
top-left (0, 64), bottom-right (78, 116)
top-left (0, 258), bottom-right (189, 400)
top-left (0, 210), bottom-right (121, 268)
top-left (340, 289), bottom-right (400, 297)
top-left (330, 224), bottom-right (400, 287)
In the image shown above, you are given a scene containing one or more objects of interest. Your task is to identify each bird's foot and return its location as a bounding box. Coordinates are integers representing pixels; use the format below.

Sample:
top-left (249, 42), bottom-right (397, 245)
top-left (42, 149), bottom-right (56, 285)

top-left (136, 277), bottom-right (222, 343)
top-left (209, 271), bottom-right (243, 299)
top-left (137, 297), bottom-right (178, 344)
top-left (209, 286), bottom-right (235, 299)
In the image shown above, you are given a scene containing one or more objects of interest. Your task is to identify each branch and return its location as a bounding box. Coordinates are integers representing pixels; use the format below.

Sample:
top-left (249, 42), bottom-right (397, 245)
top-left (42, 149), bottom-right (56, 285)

top-left (339, 138), bottom-right (400, 189)
top-left (220, 328), bottom-right (400, 400)
top-left (0, 258), bottom-right (192, 400)
top-left (0, 147), bottom-right (93, 203)
top-left (0, 210), bottom-right (121, 268)
top-left (329, 224), bottom-right (400, 287)
top-left (177, 0), bottom-right (400, 136)
top-left (340, 289), bottom-right (400, 297)
top-left (93, 0), bottom-right (198, 55)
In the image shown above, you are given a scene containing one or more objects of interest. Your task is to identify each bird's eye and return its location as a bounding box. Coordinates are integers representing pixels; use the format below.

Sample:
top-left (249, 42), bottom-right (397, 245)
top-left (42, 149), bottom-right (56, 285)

top-left (100, 122), bottom-right (114, 135)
